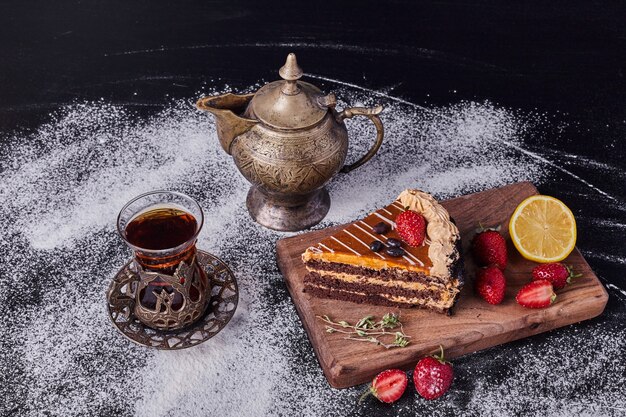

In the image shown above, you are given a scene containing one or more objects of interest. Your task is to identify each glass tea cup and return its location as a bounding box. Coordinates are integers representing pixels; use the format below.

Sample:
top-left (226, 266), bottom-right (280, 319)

top-left (117, 190), bottom-right (209, 331)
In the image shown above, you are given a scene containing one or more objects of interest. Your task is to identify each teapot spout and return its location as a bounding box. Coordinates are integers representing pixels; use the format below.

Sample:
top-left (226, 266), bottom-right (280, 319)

top-left (196, 93), bottom-right (258, 155)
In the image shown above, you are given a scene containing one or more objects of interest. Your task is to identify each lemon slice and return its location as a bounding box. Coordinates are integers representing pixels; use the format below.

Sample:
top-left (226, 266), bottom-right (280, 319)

top-left (509, 195), bottom-right (577, 263)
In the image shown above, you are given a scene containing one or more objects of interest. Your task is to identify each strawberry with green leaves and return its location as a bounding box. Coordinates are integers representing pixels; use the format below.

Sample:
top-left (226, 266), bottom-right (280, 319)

top-left (532, 263), bottom-right (580, 290)
top-left (413, 346), bottom-right (454, 400)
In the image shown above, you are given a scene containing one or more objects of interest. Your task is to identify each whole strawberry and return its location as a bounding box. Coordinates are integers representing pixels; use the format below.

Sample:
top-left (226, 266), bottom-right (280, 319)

top-left (472, 227), bottom-right (507, 269)
top-left (516, 279), bottom-right (556, 308)
top-left (413, 346), bottom-right (454, 400)
top-left (359, 369), bottom-right (408, 404)
top-left (396, 210), bottom-right (426, 247)
top-left (475, 265), bottom-right (506, 305)
top-left (532, 263), bottom-right (580, 290)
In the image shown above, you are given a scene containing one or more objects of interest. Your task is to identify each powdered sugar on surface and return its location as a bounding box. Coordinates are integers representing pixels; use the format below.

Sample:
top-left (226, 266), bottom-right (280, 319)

top-left (1, 86), bottom-right (624, 416)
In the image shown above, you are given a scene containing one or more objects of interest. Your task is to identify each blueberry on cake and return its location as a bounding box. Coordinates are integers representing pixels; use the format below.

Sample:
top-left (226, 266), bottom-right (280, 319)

top-left (301, 189), bottom-right (464, 314)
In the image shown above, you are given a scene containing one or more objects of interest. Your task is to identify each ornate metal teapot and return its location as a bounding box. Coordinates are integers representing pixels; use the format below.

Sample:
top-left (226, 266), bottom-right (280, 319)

top-left (197, 53), bottom-right (384, 231)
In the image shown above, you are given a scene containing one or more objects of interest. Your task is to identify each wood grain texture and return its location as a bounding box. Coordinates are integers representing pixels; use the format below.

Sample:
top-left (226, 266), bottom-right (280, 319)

top-left (276, 182), bottom-right (609, 389)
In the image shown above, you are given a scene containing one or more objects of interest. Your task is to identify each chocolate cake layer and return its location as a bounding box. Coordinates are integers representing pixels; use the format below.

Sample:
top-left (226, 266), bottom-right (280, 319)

top-left (304, 272), bottom-right (444, 301)
top-left (304, 260), bottom-right (447, 285)
top-left (303, 284), bottom-right (449, 314)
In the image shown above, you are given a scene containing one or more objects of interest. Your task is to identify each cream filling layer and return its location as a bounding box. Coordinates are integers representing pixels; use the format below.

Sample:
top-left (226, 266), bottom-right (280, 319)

top-left (302, 251), bottom-right (430, 274)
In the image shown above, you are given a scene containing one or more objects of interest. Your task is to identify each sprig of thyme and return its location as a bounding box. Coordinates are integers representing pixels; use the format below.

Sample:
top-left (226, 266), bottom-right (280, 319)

top-left (317, 313), bottom-right (411, 349)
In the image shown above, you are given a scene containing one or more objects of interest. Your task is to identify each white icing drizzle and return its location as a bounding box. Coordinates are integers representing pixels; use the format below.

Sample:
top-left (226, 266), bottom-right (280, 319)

top-left (381, 207), bottom-right (393, 216)
top-left (373, 212), bottom-right (396, 227)
top-left (358, 220), bottom-right (376, 231)
top-left (391, 201), bottom-right (405, 210)
top-left (318, 243), bottom-right (334, 253)
top-left (330, 236), bottom-right (361, 256)
top-left (358, 221), bottom-right (393, 244)
top-left (406, 253), bottom-right (423, 266)
top-left (402, 255), bottom-right (417, 265)
top-left (307, 246), bottom-right (323, 254)
top-left (354, 222), bottom-right (382, 242)
top-left (343, 229), bottom-right (384, 259)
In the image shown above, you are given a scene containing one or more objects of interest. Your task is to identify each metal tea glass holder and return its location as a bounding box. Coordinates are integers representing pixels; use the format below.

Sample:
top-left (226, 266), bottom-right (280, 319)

top-left (107, 191), bottom-right (238, 349)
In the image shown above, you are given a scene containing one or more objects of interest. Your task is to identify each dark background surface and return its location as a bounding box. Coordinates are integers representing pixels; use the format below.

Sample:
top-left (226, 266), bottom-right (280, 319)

top-left (1, 1), bottom-right (625, 416)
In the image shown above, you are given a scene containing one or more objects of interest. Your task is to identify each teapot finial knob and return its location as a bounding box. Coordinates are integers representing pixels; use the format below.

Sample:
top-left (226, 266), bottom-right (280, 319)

top-left (279, 53), bottom-right (303, 81)
top-left (279, 53), bottom-right (303, 95)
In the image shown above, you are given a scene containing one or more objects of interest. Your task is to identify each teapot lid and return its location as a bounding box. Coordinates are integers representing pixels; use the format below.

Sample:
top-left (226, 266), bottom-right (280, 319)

top-left (248, 53), bottom-right (336, 130)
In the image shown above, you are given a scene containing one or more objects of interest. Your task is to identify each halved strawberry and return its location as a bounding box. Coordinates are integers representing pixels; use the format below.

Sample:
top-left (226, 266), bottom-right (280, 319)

top-left (515, 279), bottom-right (557, 308)
top-left (359, 369), bottom-right (408, 404)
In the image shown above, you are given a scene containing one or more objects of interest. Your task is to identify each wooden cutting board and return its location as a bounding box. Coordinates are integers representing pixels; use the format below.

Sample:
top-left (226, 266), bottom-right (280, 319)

top-left (276, 182), bottom-right (608, 388)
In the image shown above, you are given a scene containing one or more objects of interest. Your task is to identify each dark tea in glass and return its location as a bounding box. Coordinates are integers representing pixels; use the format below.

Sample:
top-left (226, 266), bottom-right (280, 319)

top-left (117, 191), bottom-right (209, 330)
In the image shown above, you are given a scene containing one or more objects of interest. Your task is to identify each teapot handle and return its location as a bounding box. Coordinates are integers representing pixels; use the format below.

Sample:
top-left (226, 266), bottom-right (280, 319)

top-left (338, 105), bottom-right (384, 173)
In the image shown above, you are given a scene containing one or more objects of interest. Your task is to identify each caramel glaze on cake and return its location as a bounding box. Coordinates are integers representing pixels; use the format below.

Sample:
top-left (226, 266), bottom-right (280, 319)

top-left (301, 189), bottom-right (464, 314)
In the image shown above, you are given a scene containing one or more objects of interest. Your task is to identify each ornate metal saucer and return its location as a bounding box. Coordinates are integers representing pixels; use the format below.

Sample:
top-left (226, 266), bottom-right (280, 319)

top-left (107, 250), bottom-right (238, 350)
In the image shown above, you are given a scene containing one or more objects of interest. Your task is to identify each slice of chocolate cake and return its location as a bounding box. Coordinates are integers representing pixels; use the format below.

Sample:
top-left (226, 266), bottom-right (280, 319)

top-left (301, 189), bottom-right (464, 314)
